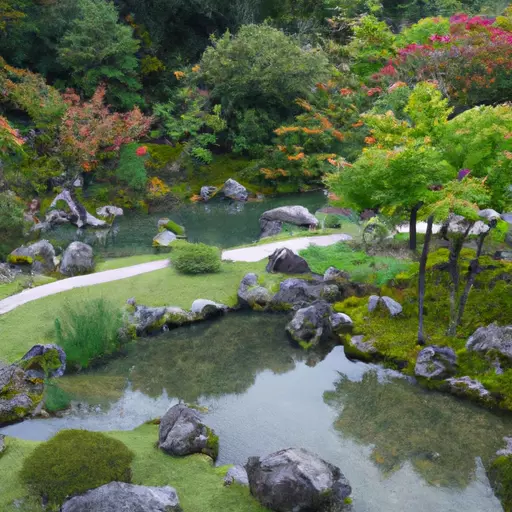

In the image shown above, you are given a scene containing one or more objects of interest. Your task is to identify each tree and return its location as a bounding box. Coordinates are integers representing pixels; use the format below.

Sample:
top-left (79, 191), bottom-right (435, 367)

top-left (0, 191), bottom-right (24, 258)
top-left (57, 0), bottom-right (142, 109)
top-left (59, 85), bottom-right (152, 176)
top-left (197, 25), bottom-right (331, 142)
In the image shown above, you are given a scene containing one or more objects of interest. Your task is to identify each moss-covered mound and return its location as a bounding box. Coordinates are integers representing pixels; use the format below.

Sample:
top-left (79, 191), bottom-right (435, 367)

top-left (20, 430), bottom-right (133, 506)
top-left (490, 455), bottom-right (512, 512)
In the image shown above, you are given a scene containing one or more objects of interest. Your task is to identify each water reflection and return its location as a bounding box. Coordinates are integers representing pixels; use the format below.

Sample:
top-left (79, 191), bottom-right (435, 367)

top-left (325, 371), bottom-right (512, 488)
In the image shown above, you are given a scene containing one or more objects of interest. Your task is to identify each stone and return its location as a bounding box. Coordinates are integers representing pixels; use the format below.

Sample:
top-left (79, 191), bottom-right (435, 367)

top-left (266, 248), bottom-right (311, 274)
top-left (0, 263), bottom-right (17, 284)
top-left (221, 178), bottom-right (248, 201)
top-left (159, 404), bottom-right (218, 460)
top-left (330, 312), bottom-right (353, 330)
top-left (200, 186), bottom-right (218, 201)
top-left (414, 346), bottom-right (457, 379)
top-left (237, 273), bottom-right (273, 309)
top-left (260, 205), bottom-right (318, 230)
top-left (21, 344), bottom-right (66, 378)
top-left (50, 189), bottom-right (107, 228)
top-left (130, 304), bottom-right (194, 335)
top-left (479, 209), bottom-right (501, 222)
top-left (45, 209), bottom-right (70, 225)
top-left (466, 323), bottom-right (512, 361)
top-left (259, 219), bottom-right (283, 239)
top-left (73, 176), bottom-right (83, 188)
top-left (346, 335), bottom-right (377, 360)
top-left (324, 266), bottom-right (350, 283)
top-left (245, 447), bottom-right (352, 512)
top-left (96, 205), bottom-right (124, 218)
top-left (502, 212), bottom-right (512, 224)
top-left (496, 251), bottom-right (512, 261)
top-left (224, 465), bottom-right (249, 487)
top-left (271, 279), bottom-right (332, 310)
top-left (0, 364), bottom-right (44, 426)
top-left (153, 230), bottom-right (177, 247)
top-left (191, 299), bottom-right (228, 318)
top-left (368, 296), bottom-right (403, 316)
top-left (60, 242), bottom-right (94, 276)
top-left (497, 437), bottom-right (512, 457)
top-left (10, 240), bottom-right (56, 274)
top-left (320, 284), bottom-right (341, 302)
top-left (286, 301), bottom-right (333, 348)
top-left (446, 376), bottom-right (493, 404)
top-left (61, 482), bottom-right (182, 512)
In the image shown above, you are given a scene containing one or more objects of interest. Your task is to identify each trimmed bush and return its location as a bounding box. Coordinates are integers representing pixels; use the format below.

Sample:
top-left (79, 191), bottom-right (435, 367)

top-left (161, 219), bottom-right (186, 236)
top-left (55, 298), bottom-right (124, 370)
top-left (172, 242), bottom-right (221, 275)
top-left (21, 430), bottom-right (133, 506)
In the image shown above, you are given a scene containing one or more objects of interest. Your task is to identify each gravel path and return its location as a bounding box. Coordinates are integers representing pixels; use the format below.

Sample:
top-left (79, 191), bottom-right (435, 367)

top-left (0, 260), bottom-right (170, 315)
top-left (222, 234), bottom-right (352, 263)
top-left (0, 234), bottom-right (351, 315)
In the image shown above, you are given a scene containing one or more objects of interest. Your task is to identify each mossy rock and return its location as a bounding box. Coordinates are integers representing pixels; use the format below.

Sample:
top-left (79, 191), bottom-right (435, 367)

top-left (490, 454), bottom-right (512, 511)
top-left (159, 219), bottom-right (186, 236)
top-left (7, 254), bottom-right (33, 265)
top-left (205, 426), bottom-right (219, 460)
top-left (20, 429), bottom-right (133, 506)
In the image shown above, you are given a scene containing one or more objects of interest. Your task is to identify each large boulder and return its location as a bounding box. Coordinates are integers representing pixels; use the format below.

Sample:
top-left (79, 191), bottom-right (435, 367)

top-left (286, 301), bottom-right (333, 348)
top-left (60, 242), bottom-right (94, 276)
top-left (221, 178), bottom-right (248, 201)
top-left (61, 482), bottom-right (182, 512)
top-left (271, 279), bottom-right (335, 311)
top-left (191, 299), bottom-right (228, 318)
top-left (129, 301), bottom-right (194, 335)
top-left (21, 344), bottom-right (66, 378)
top-left (466, 323), bottom-right (512, 361)
top-left (266, 248), bottom-right (311, 274)
top-left (259, 206), bottom-right (319, 238)
top-left (414, 346), bottom-right (457, 380)
top-left (237, 273), bottom-right (273, 310)
top-left (159, 404), bottom-right (218, 460)
top-left (9, 240), bottom-right (56, 274)
top-left (245, 448), bottom-right (352, 512)
top-left (152, 230), bottom-right (177, 248)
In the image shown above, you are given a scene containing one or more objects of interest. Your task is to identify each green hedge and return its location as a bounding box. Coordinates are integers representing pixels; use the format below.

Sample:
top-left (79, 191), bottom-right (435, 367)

top-left (21, 430), bottom-right (133, 505)
top-left (172, 241), bottom-right (222, 275)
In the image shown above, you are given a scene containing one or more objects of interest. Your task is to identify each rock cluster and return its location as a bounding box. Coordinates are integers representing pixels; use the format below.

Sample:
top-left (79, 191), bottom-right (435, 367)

top-left (368, 295), bottom-right (403, 316)
top-left (9, 240), bottom-right (56, 273)
top-left (414, 346), bottom-right (457, 380)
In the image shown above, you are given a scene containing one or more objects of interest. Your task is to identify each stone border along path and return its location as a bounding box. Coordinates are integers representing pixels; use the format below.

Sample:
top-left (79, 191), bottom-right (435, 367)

top-left (0, 234), bottom-right (352, 316)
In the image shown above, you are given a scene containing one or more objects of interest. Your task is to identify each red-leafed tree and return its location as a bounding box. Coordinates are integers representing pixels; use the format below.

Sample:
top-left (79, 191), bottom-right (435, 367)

top-left (59, 84), bottom-right (153, 174)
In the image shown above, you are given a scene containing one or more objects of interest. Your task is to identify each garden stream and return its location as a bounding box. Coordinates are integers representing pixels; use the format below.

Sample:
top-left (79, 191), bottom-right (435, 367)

top-left (2, 312), bottom-right (512, 512)
top-left (47, 191), bottom-right (328, 257)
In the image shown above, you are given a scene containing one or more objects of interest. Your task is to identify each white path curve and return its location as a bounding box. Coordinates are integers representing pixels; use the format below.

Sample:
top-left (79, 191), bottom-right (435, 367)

top-left (222, 234), bottom-right (352, 263)
top-left (0, 260), bottom-right (170, 316)
top-left (0, 234), bottom-right (352, 315)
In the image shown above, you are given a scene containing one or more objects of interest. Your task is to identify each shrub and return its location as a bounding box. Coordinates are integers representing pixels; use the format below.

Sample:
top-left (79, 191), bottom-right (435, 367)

top-left (21, 430), bottom-right (133, 506)
top-left (54, 298), bottom-right (124, 370)
top-left (0, 192), bottom-right (25, 259)
top-left (324, 214), bottom-right (342, 229)
top-left (172, 242), bottom-right (221, 275)
top-left (161, 219), bottom-right (185, 236)
top-left (117, 143), bottom-right (148, 191)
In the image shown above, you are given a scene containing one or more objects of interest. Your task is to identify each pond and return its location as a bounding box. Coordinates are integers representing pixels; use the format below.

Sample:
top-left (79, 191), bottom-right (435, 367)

top-left (2, 312), bottom-right (511, 512)
top-left (46, 191), bottom-right (327, 257)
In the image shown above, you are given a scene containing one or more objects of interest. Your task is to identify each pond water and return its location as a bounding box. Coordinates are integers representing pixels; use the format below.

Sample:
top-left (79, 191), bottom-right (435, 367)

top-left (3, 312), bottom-right (511, 512)
top-left (47, 191), bottom-right (327, 257)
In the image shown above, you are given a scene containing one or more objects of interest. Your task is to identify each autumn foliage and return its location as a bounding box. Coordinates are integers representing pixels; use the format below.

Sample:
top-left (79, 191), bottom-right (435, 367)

top-left (59, 85), bottom-right (153, 172)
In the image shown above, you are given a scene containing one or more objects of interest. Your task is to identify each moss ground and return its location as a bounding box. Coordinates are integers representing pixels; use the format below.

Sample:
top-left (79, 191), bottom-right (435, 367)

top-left (0, 260), bottom-right (266, 362)
top-left (0, 424), bottom-right (267, 512)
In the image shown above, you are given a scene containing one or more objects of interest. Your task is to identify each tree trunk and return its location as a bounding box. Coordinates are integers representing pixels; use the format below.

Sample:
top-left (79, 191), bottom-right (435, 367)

top-left (409, 202), bottom-right (423, 251)
top-left (446, 224), bottom-right (473, 336)
top-left (418, 215), bottom-right (434, 345)
top-left (456, 229), bottom-right (490, 328)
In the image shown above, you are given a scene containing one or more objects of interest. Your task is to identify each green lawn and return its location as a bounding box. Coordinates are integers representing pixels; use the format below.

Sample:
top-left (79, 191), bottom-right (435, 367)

top-left (0, 260), bottom-right (265, 363)
top-left (0, 275), bottom-right (57, 301)
top-left (0, 424), bottom-right (267, 512)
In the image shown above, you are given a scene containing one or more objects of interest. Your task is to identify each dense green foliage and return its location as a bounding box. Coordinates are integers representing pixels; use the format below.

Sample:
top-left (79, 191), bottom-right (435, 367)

top-left (0, 192), bottom-right (24, 258)
top-left (172, 241), bottom-right (222, 275)
top-left (54, 298), bottom-right (124, 370)
top-left (21, 430), bottom-right (133, 506)
top-left (490, 455), bottom-right (512, 512)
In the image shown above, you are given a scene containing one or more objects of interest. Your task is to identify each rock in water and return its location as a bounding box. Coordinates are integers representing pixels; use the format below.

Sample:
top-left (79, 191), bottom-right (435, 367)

top-left (191, 299), bottom-right (228, 318)
top-left (415, 346), bottom-right (457, 379)
top-left (222, 179), bottom-right (248, 201)
top-left (61, 482), bottom-right (182, 512)
top-left (466, 323), bottom-right (512, 361)
top-left (159, 404), bottom-right (218, 460)
top-left (153, 230), bottom-right (177, 247)
top-left (260, 205), bottom-right (318, 229)
top-left (9, 240), bottom-right (56, 274)
top-left (246, 447), bottom-right (352, 512)
top-left (50, 189), bottom-right (107, 228)
top-left (200, 186), bottom-right (218, 201)
top-left (237, 273), bottom-right (273, 309)
top-left (96, 205), bottom-right (124, 218)
top-left (60, 242), bottom-right (94, 276)
top-left (266, 248), bottom-right (311, 274)
top-left (446, 376), bottom-right (493, 404)
top-left (224, 465), bottom-right (249, 487)
top-left (286, 301), bottom-right (333, 348)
